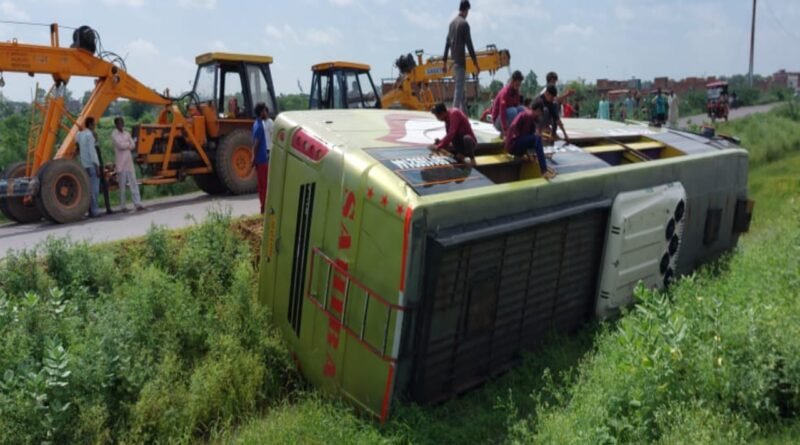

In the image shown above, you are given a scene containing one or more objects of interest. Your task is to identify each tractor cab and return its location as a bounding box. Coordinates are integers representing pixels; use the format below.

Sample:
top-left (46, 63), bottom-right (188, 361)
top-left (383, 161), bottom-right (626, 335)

top-left (309, 62), bottom-right (381, 110)
top-left (192, 52), bottom-right (279, 120)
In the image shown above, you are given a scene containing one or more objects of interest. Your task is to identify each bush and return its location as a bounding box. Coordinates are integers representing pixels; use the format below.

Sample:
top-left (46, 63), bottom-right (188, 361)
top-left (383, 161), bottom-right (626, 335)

top-left (520, 202), bottom-right (800, 444)
top-left (0, 211), bottom-right (296, 444)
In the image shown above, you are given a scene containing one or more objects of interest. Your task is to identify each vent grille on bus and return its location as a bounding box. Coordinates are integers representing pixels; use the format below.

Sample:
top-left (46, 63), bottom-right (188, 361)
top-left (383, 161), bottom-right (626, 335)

top-left (287, 182), bottom-right (316, 336)
top-left (411, 208), bottom-right (607, 403)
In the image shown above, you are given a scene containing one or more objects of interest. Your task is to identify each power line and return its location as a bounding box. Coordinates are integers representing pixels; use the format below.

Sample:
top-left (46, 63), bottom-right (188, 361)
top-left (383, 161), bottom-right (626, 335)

top-left (0, 20), bottom-right (77, 30)
top-left (763, 0), bottom-right (800, 42)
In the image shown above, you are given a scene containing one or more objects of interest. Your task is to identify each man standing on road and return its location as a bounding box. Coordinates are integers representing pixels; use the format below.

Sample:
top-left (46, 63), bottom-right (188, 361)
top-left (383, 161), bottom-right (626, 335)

top-left (668, 91), bottom-right (679, 128)
top-left (597, 94), bottom-right (610, 120)
top-left (78, 117), bottom-right (100, 218)
top-left (624, 93), bottom-right (635, 121)
top-left (251, 103), bottom-right (272, 214)
top-left (653, 89), bottom-right (668, 125)
top-left (111, 117), bottom-right (145, 212)
top-left (443, 0), bottom-right (479, 113)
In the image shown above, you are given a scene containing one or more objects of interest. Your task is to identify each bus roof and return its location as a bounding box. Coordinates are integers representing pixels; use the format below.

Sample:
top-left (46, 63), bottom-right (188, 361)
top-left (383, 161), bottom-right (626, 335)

top-left (279, 110), bottom-right (725, 203)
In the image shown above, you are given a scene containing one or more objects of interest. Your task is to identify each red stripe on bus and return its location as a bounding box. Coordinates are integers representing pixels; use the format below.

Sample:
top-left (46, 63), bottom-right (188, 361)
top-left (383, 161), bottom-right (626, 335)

top-left (380, 363), bottom-right (396, 424)
top-left (399, 206), bottom-right (413, 292)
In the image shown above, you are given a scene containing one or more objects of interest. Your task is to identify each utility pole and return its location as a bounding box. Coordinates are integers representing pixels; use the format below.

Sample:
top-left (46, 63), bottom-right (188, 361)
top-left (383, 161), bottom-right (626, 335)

top-left (748, 0), bottom-right (757, 86)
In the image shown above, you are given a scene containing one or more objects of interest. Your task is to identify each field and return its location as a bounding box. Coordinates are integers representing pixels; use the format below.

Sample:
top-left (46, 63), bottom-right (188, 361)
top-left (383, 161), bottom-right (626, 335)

top-left (0, 105), bottom-right (798, 444)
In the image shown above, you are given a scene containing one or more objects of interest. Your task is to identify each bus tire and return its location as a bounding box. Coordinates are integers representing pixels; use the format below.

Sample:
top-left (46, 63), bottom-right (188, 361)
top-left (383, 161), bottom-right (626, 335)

top-left (37, 159), bottom-right (91, 224)
top-left (0, 162), bottom-right (42, 224)
top-left (215, 129), bottom-right (257, 195)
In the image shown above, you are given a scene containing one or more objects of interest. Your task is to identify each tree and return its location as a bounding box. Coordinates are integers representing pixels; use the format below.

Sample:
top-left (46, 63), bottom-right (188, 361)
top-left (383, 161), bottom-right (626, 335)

top-left (121, 100), bottom-right (154, 120)
top-left (521, 70), bottom-right (539, 99)
top-left (488, 80), bottom-right (504, 98)
top-left (277, 94), bottom-right (309, 112)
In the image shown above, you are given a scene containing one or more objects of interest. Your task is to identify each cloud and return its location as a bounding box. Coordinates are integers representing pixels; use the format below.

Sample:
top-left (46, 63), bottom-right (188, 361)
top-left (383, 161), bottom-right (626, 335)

top-left (305, 28), bottom-right (341, 46)
top-left (125, 38), bottom-right (159, 57)
top-left (0, 1), bottom-right (30, 20)
top-left (614, 4), bottom-right (635, 22)
top-left (554, 23), bottom-right (594, 39)
top-left (102, 0), bottom-right (144, 6)
top-left (265, 24), bottom-right (339, 47)
top-left (329, 0), bottom-right (353, 5)
top-left (210, 39), bottom-right (227, 51)
top-left (402, 9), bottom-right (441, 30)
top-left (178, 0), bottom-right (216, 8)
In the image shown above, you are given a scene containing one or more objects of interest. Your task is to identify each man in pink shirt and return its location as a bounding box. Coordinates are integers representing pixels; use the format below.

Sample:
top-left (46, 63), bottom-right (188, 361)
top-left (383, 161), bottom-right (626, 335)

top-left (491, 70), bottom-right (525, 135)
top-left (429, 103), bottom-right (477, 165)
top-left (111, 117), bottom-right (145, 211)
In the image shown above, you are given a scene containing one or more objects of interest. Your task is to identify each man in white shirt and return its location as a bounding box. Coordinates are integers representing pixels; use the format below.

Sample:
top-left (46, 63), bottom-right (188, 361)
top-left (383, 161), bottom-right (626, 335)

top-left (77, 117), bottom-right (100, 218)
top-left (111, 117), bottom-right (145, 211)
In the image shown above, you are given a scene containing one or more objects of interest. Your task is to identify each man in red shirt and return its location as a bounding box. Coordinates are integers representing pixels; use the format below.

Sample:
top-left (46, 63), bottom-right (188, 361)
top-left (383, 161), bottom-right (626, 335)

top-left (430, 102), bottom-right (477, 165)
top-left (491, 70), bottom-right (525, 135)
top-left (562, 100), bottom-right (576, 118)
top-left (505, 102), bottom-right (556, 180)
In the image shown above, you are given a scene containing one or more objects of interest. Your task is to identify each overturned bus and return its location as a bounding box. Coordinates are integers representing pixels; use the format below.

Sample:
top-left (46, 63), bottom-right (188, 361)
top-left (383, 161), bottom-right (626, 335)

top-left (257, 110), bottom-right (753, 422)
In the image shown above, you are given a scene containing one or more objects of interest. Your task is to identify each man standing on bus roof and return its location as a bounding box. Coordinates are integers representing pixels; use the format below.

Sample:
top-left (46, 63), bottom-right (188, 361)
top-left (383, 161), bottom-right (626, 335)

top-left (430, 102), bottom-right (477, 165)
top-left (443, 0), bottom-right (479, 113)
top-left (251, 103), bottom-right (272, 214)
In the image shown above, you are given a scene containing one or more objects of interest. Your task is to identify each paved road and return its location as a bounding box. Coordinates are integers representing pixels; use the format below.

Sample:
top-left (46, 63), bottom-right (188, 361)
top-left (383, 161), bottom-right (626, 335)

top-left (678, 103), bottom-right (781, 129)
top-left (0, 192), bottom-right (260, 258)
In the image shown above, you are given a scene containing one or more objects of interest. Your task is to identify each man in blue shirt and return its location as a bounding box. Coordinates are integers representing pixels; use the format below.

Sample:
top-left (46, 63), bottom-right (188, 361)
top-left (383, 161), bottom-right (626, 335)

top-left (77, 117), bottom-right (100, 218)
top-left (251, 103), bottom-right (272, 213)
top-left (653, 89), bottom-right (668, 125)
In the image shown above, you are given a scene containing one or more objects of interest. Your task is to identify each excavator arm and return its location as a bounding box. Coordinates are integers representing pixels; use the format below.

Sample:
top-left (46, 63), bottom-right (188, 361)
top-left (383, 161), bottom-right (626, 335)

top-left (1, 28), bottom-right (172, 163)
top-left (381, 45), bottom-right (510, 111)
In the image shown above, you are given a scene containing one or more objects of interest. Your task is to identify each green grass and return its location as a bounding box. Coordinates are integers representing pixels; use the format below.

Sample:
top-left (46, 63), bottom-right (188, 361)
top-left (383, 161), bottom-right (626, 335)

top-left (717, 101), bottom-right (800, 169)
top-left (1, 104), bottom-right (799, 444)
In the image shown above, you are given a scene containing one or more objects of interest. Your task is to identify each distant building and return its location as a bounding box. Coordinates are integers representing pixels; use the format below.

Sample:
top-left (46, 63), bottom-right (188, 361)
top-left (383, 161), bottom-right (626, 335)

top-left (772, 70), bottom-right (800, 94)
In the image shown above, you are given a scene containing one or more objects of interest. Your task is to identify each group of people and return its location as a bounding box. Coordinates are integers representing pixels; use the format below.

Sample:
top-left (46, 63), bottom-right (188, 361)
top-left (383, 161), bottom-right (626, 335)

top-left (435, 1), bottom-right (573, 181)
top-left (428, 70), bottom-right (571, 181)
top-left (77, 116), bottom-right (145, 218)
top-left (74, 102), bottom-right (274, 221)
top-left (597, 89), bottom-right (680, 127)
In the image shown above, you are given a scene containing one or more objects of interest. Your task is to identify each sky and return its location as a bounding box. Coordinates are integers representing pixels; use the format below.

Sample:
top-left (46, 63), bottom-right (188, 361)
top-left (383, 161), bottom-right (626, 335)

top-left (1, 0), bottom-right (799, 102)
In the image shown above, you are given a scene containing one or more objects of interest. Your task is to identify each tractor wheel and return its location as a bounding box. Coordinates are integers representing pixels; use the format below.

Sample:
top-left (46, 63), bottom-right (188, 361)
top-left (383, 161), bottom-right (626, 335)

top-left (0, 162), bottom-right (42, 224)
top-left (37, 159), bottom-right (91, 224)
top-left (215, 129), bottom-right (257, 195)
top-left (193, 173), bottom-right (228, 195)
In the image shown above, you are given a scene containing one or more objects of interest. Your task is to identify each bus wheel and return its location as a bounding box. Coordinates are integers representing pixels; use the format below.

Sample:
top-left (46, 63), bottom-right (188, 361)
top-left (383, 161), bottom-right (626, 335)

top-left (0, 162), bottom-right (42, 224)
top-left (215, 129), bottom-right (257, 195)
top-left (193, 173), bottom-right (228, 195)
top-left (37, 159), bottom-right (91, 224)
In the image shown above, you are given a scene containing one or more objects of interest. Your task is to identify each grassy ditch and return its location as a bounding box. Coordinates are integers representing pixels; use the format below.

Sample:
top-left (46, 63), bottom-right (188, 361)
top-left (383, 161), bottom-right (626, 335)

top-left (0, 213), bottom-right (298, 445)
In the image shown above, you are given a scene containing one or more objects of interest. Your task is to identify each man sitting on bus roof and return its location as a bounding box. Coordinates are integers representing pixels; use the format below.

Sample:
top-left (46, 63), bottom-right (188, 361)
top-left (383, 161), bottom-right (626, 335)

top-left (491, 70), bottom-right (525, 136)
top-left (429, 102), bottom-right (477, 165)
top-left (505, 101), bottom-right (556, 181)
